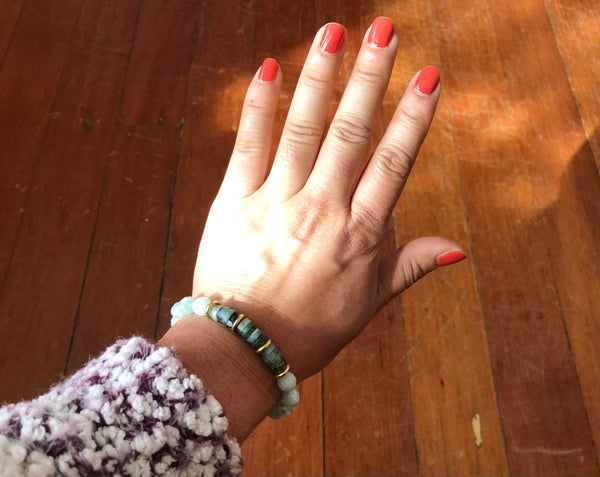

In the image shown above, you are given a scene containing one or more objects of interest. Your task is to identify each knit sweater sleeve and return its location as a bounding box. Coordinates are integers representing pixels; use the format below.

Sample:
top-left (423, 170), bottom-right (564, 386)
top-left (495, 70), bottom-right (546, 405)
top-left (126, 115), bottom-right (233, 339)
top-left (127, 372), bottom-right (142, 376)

top-left (0, 337), bottom-right (242, 477)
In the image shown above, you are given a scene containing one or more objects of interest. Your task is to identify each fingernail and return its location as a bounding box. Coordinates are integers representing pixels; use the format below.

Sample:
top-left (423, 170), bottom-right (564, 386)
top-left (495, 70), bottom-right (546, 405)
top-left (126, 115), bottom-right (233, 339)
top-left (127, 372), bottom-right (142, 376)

top-left (437, 250), bottom-right (467, 267)
top-left (368, 17), bottom-right (394, 48)
top-left (320, 23), bottom-right (345, 54)
top-left (415, 65), bottom-right (440, 95)
top-left (258, 58), bottom-right (278, 82)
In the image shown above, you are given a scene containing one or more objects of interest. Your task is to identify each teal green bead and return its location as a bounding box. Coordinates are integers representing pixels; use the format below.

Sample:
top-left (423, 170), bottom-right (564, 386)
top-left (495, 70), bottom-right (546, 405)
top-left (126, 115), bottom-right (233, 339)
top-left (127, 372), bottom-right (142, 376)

top-left (216, 306), bottom-right (235, 325)
top-left (277, 372), bottom-right (296, 392)
top-left (246, 328), bottom-right (263, 346)
top-left (261, 343), bottom-right (287, 375)
top-left (236, 319), bottom-right (256, 340)
top-left (250, 333), bottom-right (268, 351)
top-left (208, 304), bottom-right (223, 321)
top-left (235, 318), bottom-right (253, 335)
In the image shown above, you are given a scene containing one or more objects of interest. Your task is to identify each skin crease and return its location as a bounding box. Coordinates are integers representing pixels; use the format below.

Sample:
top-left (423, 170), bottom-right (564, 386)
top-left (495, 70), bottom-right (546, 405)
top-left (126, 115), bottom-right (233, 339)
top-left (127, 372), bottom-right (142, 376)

top-left (158, 18), bottom-right (465, 442)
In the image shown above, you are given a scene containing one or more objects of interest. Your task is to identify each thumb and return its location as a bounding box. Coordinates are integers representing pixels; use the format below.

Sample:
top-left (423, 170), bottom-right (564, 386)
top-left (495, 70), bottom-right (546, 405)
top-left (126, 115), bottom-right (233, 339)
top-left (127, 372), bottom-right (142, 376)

top-left (377, 236), bottom-right (467, 305)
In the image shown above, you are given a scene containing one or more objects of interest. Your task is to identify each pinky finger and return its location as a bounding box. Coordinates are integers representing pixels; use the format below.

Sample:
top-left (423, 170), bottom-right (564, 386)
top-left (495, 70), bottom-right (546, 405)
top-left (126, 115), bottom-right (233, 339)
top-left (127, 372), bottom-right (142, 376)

top-left (220, 58), bottom-right (281, 198)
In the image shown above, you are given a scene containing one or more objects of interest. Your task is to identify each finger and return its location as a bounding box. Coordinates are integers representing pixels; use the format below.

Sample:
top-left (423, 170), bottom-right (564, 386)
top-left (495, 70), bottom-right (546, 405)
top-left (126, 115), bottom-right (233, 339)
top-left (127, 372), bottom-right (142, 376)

top-left (350, 66), bottom-right (441, 232)
top-left (266, 23), bottom-right (346, 196)
top-left (306, 17), bottom-right (398, 201)
top-left (377, 236), bottom-right (466, 306)
top-left (220, 58), bottom-right (282, 199)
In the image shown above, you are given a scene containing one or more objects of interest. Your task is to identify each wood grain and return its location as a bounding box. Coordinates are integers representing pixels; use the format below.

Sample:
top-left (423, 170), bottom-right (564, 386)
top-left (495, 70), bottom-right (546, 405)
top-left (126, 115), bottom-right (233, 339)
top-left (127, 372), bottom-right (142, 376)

top-left (66, 0), bottom-right (196, 373)
top-left (545, 0), bottom-right (600, 168)
top-left (432, 0), bottom-right (600, 474)
top-left (0, 0), bottom-right (80, 289)
top-left (0, 0), bottom-right (139, 401)
top-left (387, 0), bottom-right (511, 473)
top-left (0, 0), bottom-right (22, 63)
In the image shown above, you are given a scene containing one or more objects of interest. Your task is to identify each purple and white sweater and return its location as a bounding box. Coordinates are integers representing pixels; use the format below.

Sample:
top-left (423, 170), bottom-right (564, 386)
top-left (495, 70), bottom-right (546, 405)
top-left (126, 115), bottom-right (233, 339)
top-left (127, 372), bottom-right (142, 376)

top-left (0, 337), bottom-right (242, 476)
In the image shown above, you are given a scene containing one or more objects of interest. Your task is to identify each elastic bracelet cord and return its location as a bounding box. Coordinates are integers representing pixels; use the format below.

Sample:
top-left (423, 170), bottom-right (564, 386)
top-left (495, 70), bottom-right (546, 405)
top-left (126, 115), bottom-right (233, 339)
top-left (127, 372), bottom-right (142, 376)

top-left (170, 296), bottom-right (299, 419)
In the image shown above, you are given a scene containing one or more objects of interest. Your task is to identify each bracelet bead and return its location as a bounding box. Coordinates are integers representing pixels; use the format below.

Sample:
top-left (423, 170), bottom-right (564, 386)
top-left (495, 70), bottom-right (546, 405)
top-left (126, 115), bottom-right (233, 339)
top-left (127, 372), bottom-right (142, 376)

top-left (170, 296), bottom-right (300, 419)
top-left (261, 343), bottom-right (287, 375)
top-left (277, 371), bottom-right (296, 391)
top-left (281, 389), bottom-right (300, 407)
top-left (192, 296), bottom-right (211, 316)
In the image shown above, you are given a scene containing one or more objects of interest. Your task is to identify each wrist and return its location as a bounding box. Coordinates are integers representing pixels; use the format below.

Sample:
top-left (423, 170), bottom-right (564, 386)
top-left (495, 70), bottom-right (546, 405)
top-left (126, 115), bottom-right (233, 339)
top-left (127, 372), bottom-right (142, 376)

top-left (157, 314), bottom-right (278, 442)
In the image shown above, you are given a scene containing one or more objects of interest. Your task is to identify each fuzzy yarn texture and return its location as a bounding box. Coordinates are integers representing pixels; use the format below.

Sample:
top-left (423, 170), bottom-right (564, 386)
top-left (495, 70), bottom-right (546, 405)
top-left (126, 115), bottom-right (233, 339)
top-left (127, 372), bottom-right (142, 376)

top-left (0, 337), bottom-right (242, 477)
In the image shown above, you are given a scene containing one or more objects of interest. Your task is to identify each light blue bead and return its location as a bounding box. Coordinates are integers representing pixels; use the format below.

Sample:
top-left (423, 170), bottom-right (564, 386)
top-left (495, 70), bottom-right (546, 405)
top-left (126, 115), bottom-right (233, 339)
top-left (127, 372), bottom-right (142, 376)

top-left (170, 301), bottom-right (185, 319)
top-left (280, 389), bottom-right (300, 406)
top-left (192, 296), bottom-right (211, 316)
top-left (179, 297), bottom-right (194, 316)
top-left (277, 372), bottom-right (296, 392)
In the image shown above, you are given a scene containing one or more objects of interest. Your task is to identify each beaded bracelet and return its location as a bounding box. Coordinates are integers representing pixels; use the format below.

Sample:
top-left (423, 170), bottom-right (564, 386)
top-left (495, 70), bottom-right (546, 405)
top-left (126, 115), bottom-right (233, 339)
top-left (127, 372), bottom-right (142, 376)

top-left (170, 296), bottom-right (299, 419)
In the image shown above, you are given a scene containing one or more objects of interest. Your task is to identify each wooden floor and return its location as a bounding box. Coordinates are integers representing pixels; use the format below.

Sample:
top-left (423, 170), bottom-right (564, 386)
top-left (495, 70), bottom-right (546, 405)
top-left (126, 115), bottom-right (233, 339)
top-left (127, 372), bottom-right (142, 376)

top-left (0, 0), bottom-right (598, 475)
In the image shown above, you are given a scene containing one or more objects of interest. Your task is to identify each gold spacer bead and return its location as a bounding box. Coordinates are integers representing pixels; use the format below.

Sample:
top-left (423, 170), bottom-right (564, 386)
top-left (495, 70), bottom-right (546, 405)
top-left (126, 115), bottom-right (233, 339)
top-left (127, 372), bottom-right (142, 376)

top-left (206, 301), bottom-right (220, 317)
top-left (256, 339), bottom-right (272, 354)
top-left (231, 313), bottom-right (245, 332)
top-left (276, 364), bottom-right (290, 379)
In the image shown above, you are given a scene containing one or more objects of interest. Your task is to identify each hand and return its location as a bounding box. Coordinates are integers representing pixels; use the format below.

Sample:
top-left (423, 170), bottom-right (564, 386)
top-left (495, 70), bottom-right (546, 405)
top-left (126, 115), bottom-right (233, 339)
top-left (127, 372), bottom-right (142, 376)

top-left (192, 18), bottom-right (465, 382)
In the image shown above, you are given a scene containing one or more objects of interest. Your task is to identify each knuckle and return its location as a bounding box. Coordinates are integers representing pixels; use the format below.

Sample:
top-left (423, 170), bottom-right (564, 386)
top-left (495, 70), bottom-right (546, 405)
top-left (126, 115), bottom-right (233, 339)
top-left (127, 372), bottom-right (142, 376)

top-left (329, 117), bottom-right (372, 146)
top-left (373, 145), bottom-right (414, 183)
top-left (234, 135), bottom-right (265, 156)
top-left (403, 258), bottom-right (427, 287)
top-left (285, 118), bottom-right (323, 147)
top-left (302, 70), bottom-right (333, 91)
top-left (344, 208), bottom-right (382, 259)
top-left (397, 104), bottom-right (430, 133)
top-left (353, 64), bottom-right (389, 86)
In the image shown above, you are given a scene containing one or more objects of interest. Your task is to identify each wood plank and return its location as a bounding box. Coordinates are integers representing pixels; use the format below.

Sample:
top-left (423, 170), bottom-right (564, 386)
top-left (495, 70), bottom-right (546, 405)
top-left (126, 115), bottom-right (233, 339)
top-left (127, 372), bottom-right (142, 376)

top-left (0, 0), bottom-right (81, 290)
top-left (66, 126), bottom-right (179, 372)
top-left (323, 251), bottom-right (418, 477)
top-left (431, 0), bottom-right (600, 474)
top-left (0, 0), bottom-right (140, 402)
top-left (380, 0), bottom-right (511, 474)
top-left (67, 0), bottom-right (197, 372)
top-left (545, 0), bottom-right (600, 168)
top-left (0, 0), bottom-right (23, 64)
top-left (119, 0), bottom-right (197, 127)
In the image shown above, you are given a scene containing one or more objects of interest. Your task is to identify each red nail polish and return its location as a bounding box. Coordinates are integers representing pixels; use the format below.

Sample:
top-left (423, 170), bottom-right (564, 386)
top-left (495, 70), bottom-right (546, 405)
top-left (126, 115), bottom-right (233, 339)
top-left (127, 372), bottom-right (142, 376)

top-left (368, 17), bottom-right (394, 48)
top-left (415, 65), bottom-right (440, 95)
top-left (320, 23), bottom-right (345, 54)
top-left (437, 250), bottom-right (467, 267)
top-left (258, 58), bottom-right (278, 82)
